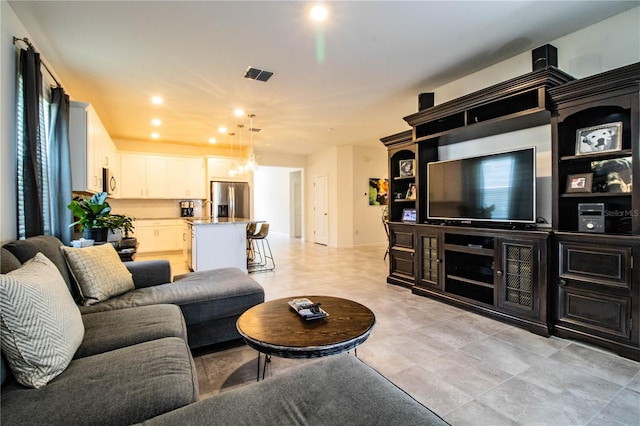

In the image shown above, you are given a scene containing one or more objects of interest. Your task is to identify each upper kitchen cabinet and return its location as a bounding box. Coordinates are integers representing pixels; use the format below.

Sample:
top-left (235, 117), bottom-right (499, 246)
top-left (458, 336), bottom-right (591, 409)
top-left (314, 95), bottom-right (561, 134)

top-left (120, 153), bottom-right (169, 199)
top-left (120, 154), bottom-right (206, 199)
top-left (69, 101), bottom-right (118, 194)
top-left (168, 157), bottom-right (207, 199)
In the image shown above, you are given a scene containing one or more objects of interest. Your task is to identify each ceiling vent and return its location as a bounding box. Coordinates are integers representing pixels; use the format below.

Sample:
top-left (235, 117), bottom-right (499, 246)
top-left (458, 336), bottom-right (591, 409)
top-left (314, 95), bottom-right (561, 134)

top-left (244, 66), bottom-right (274, 82)
top-left (249, 128), bottom-right (261, 132)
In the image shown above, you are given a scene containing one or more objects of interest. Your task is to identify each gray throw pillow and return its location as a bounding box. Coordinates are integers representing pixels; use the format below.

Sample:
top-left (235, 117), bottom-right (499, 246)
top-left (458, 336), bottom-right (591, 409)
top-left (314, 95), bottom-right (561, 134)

top-left (0, 252), bottom-right (84, 388)
top-left (60, 243), bottom-right (134, 305)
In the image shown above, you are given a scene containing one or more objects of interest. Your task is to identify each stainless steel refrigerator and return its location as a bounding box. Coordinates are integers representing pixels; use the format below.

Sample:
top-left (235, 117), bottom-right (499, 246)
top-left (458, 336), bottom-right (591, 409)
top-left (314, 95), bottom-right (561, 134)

top-left (209, 181), bottom-right (250, 219)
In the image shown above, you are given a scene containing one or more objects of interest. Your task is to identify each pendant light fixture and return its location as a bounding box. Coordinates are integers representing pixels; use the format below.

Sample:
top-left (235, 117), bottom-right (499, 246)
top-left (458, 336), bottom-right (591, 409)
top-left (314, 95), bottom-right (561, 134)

top-left (228, 131), bottom-right (237, 177)
top-left (245, 113), bottom-right (258, 172)
top-left (236, 124), bottom-right (245, 175)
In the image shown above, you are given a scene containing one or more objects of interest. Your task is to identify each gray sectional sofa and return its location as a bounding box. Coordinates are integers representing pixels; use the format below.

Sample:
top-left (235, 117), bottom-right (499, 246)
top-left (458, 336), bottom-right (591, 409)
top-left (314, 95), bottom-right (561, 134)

top-left (2, 235), bottom-right (266, 349)
top-left (1, 235), bottom-right (447, 425)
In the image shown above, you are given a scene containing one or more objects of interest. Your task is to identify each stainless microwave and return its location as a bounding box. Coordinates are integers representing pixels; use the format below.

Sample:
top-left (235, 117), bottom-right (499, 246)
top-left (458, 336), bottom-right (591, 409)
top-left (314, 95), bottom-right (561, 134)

top-left (102, 168), bottom-right (117, 195)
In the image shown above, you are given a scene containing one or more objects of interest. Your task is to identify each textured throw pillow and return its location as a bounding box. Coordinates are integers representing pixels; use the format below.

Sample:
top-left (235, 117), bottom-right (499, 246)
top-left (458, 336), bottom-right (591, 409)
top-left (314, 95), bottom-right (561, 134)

top-left (0, 252), bottom-right (84, 388)
top-left (60, 243), bottom-right (134, 306)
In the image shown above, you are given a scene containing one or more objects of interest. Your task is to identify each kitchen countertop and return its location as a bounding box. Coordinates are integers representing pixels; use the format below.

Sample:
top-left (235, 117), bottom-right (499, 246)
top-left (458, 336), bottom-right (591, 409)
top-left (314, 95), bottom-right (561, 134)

top-left (185, 217), bottom-right (257, 225)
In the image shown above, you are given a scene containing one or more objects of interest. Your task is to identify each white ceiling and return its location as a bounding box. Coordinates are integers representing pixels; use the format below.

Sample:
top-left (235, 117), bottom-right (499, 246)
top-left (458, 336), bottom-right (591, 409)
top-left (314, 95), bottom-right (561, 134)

top-left (9, 1), bottom-right (637, 157)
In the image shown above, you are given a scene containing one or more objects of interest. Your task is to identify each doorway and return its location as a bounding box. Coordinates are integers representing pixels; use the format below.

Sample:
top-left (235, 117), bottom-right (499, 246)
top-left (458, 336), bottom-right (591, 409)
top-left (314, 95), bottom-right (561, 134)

top-left (313, 175), bottom-right (328, 245)
top-left (290, 170), bottom-right (302, 239)
top-left (254, 166), bottom-right (303, 238)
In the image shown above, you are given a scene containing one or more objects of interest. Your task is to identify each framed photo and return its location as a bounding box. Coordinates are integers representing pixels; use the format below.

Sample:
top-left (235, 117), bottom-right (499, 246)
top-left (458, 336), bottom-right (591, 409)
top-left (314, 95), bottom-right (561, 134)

top-left (591, 156), bottom-right (632, 193)
top-left (368, 178), bottom-right (389, 205)
top-left (406, 183), bottom-right (416, 200)
top-left (399, 159), bottom-right (415, 177)
top-left (575, 121), bottom-right (622, 155)
top-left (402, 208), bottom-right (416, 223)
top-left (565, 173), bottom-right (593, 193)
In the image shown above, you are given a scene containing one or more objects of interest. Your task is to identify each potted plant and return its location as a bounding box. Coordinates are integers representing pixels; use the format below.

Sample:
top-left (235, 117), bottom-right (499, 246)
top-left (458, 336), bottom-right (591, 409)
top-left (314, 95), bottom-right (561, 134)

top-left (107, 214), bottom-right (137, 248)
top-left (67, 192), bottom-right (112, 242)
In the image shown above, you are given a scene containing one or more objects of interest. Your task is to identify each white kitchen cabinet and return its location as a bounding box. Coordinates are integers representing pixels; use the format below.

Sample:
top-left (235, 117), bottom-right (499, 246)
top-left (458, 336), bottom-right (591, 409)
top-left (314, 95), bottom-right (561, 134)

top-left (145, 156), bottom-right (170, 198)
top-left (120, 154), bottom-right (169, 199)
top-left (69, 101), bottom-right (110, 193)
top-left (120, 154), bottom-right (145, 198)
top-left (168, 157), bottom-right (206, 199)
top-left (134, 219), bottom-right (183, 253)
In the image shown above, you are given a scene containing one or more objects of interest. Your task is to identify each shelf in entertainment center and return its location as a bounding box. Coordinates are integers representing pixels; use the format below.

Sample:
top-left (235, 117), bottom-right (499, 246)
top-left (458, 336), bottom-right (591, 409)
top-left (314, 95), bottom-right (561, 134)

top-left (560, 192), bottom-right (631, 198)
top-left (560, 149), bottom-right (632, 162)
top-left (444, 244), bottom-right (494, 256)
top-left (405, 67), bottom-right (574, 146)
top-left (395, 199), bottom-right (416, 203)
top-left (394, 176), bottom-right (415, 181)
top-left (447, 275), bottom-right (494, 289)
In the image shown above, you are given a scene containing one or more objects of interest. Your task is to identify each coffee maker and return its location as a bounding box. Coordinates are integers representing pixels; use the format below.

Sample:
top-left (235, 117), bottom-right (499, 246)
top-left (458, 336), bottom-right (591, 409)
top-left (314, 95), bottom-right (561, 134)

top-left (180, 201), bottom-right (194, 217)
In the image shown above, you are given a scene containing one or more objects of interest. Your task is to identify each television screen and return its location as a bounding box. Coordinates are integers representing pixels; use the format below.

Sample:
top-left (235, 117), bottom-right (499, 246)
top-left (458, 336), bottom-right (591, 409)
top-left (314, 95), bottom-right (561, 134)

top-left (427, 148), bottom-right (536, 224)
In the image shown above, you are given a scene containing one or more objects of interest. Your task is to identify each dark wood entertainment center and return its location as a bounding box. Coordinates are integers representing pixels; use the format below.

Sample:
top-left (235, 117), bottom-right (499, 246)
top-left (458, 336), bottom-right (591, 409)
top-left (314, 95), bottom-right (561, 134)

top-left (381, 63), bottom-right (640, 361)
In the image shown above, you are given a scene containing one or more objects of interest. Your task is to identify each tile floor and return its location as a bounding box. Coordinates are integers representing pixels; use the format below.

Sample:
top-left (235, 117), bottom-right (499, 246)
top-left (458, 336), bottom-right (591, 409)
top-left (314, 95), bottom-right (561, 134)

top-left (140, 234), bottom-right (640, 426)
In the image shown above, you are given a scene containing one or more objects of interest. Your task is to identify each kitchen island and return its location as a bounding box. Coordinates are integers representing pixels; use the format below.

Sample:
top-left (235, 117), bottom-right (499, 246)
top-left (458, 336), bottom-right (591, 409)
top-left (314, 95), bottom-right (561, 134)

top-left (186, 217), bottom-right (256, 273)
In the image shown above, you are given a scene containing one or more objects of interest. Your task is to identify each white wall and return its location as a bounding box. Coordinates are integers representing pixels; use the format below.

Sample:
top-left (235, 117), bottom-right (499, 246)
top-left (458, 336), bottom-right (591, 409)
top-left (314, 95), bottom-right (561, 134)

top-left (253, 166), bottom-right (302, 236)
top-left (303, 144), bottom-right (388, 248)
top-left (433, 7), bottom-right (640, 104)
top-left (336, 146), bottom-right (355, 248)
top-left (353, 145), bottom-right (389, 246)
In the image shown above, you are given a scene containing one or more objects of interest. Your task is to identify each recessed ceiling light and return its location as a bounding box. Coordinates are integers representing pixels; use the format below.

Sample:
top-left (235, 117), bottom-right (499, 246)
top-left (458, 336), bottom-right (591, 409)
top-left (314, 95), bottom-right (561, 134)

top-left (234, 108), bottom-right (244, 117)
top-left (151, 96), bottom-right (163, 105)
top-left (309, 4), bottom-right (328, 21)
top-left (209, 138), bottom-right (217, 144)
top-left (218, 126), bottom-right (227, 133)
top-left (151, 118), bottom-right (162, 126)
top-left (151, 132), bottom-right (160, 139)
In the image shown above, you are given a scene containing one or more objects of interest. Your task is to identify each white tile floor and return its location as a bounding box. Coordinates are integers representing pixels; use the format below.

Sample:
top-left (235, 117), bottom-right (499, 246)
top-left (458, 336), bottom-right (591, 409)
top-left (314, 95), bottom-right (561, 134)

top-left (140, 234), bottom-right (640, 426)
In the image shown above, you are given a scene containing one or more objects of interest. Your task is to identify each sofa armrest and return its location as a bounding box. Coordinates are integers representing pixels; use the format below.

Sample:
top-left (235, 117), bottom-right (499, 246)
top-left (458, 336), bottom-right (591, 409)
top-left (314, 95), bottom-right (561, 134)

top-left (125, 260), bottom-right (172, 288)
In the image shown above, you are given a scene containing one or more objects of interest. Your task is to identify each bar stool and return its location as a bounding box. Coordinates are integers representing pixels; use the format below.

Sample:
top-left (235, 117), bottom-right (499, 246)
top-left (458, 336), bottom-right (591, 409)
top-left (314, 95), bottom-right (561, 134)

top-left (246, 222), bottom-right (258, 261)
top-left (248, 223), bottom-right (275, 272)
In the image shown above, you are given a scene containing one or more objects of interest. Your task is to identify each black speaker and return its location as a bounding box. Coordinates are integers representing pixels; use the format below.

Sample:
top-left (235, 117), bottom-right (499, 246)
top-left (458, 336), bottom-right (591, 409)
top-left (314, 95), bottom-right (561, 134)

top-left (418, 92), bottom-right (434, 110)
top-left (532, 44), bottom-right (558, 71)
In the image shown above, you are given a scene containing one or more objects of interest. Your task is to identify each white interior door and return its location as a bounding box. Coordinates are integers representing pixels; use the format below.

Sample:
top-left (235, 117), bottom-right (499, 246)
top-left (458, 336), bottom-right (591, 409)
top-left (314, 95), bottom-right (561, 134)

top-left (290, 170), bottom-right (302, 239)
top-left (314, 175), bottom-right (328, 245)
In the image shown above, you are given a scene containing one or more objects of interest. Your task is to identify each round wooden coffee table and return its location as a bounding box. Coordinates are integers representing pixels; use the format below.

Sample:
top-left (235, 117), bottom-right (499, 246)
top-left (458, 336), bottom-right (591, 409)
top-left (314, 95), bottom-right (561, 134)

top-left (236, 296), bottom-right (375, 379)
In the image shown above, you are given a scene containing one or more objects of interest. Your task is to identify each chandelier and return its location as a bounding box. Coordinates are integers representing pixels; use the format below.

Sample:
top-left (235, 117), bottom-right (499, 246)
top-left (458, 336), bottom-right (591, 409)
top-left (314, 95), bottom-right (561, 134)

top-left (228, 114), bottom-right (258, 176)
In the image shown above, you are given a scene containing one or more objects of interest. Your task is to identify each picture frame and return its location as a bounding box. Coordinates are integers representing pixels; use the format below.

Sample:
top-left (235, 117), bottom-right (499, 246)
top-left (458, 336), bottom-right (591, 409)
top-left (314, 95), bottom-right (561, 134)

top-left (402, 208), bottom-right (416, 223)
top-left (565, 173), bottom-right (593, 193)
top-left (591, 156), bottom-right (633, 193)
top-left (575, 121), bottom-right (622, 156)
top-left (368, 178), bottom-right (389, 205)
top-left (399, 159), bottom-right (415, 177)
top-left (406, 183), bottom-right (416, 200)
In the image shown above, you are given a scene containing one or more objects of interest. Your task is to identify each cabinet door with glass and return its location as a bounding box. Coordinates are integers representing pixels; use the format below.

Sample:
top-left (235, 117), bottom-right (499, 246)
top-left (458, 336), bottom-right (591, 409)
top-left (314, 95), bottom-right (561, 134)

top-left (495, 235), bottom-right (547, 320)
top-left (416, 226), bottom-right (443, 290)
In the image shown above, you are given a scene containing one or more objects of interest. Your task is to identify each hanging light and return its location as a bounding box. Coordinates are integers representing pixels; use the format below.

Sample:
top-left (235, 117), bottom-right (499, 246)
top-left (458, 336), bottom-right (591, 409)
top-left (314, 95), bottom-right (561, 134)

top-left (235, 124), bottom-right (246, 174)
top-left (245, 113), bottom-right (258, 172)
top-left (227, 132), bottom-right (237, 177)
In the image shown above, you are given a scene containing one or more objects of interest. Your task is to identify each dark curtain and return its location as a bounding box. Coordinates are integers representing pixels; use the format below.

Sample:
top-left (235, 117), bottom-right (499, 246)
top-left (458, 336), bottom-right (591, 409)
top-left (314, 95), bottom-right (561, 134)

top-left (48, 87), bottom-right (72, 244)
top-left (17, 48), bottom-right (45, 238)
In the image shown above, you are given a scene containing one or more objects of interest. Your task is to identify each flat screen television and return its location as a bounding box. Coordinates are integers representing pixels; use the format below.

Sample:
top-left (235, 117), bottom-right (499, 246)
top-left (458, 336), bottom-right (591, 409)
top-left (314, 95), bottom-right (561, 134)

top-left (427, 147), bottom-right (536, 225)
